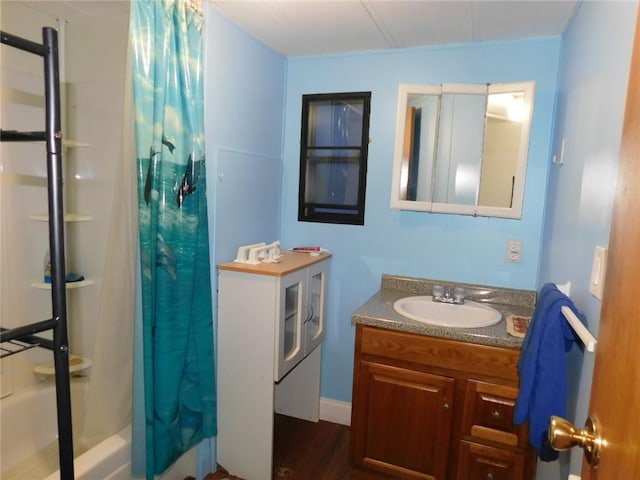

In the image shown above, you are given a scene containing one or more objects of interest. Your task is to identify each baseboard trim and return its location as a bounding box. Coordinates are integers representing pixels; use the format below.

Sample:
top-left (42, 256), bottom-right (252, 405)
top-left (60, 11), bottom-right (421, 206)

top-left (319, 397), bottom-right (351, 426)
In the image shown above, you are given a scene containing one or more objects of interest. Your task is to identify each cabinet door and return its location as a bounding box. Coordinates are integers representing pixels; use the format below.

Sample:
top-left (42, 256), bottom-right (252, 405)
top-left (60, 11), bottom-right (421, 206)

top-left (457, 440), bottom-right (526, 480)
top-left (352, 361), bottom-right (455, 479)
top-left (275, 269), bottom-right (306, 381)
top-left (303, 261), bottom-right (327, 355)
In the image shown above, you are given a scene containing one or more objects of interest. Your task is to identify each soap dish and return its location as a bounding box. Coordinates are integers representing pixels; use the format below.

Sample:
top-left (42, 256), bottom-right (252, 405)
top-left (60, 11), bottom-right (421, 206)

top-left (506, 315), bottom-right (531, 338)
top-left (34, 354), bottom-right (92, 376)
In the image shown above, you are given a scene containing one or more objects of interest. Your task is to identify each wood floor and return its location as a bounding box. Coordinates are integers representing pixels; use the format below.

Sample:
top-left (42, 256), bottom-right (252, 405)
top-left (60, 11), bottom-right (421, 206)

top-left (201, 414), bottom-right (355, 480)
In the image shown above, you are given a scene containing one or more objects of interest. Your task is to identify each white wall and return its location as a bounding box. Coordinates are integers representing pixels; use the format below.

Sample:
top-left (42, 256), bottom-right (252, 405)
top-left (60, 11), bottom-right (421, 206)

top-left (64, 12), bottom-right (130, 365)
top-left (1, 0), bottom-right (131, 467)
top-left (538, 1), bottom-right (639, 479)
top-left (0, 2), bottom-right (129, 381)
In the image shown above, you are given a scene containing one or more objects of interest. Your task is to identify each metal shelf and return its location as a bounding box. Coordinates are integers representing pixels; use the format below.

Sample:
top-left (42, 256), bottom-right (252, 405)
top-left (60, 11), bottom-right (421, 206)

top-left (0, 337), bottom-right (39, 358)
top-left (1, 26), bottom-right (75, 479)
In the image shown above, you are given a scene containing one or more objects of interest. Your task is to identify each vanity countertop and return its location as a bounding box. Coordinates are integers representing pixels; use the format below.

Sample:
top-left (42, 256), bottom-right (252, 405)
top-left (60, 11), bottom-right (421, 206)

top-left (352, 274), bottom-right (536, 349)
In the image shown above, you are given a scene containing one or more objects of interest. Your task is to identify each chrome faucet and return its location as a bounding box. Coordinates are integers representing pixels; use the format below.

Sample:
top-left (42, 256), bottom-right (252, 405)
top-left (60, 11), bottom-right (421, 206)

top-left (432, 285), bottom-right (466, 305)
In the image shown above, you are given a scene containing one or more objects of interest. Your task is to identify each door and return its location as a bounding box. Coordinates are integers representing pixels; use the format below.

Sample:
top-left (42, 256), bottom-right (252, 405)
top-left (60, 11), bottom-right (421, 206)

top-left (581, 9), bottom-right (640, 479)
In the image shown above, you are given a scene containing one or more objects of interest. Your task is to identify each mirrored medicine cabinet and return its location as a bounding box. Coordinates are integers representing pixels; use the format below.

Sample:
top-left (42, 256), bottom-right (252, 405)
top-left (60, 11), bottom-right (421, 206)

top-left (390, 81), bottom-right (535, 219)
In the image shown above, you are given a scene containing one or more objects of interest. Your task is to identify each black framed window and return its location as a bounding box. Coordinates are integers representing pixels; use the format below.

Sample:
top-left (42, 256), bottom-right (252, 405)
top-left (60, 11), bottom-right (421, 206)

top-left (298, 92), bottom-right (371, 225)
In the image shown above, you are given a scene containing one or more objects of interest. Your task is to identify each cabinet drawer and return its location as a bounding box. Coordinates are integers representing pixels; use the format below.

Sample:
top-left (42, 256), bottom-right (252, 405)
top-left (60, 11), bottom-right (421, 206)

top-left (359, 326), bottom-right (520, 381)
top-left (456, 440), bottom-right (526, 480)
top-left (462, 380), bottom-right (527, 447)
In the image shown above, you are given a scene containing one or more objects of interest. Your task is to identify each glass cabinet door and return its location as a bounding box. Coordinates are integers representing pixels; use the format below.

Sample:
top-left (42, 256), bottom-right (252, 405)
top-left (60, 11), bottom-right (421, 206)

top-left (283, 282), bottom-right (300, 360)
top-left (276, 270), bottom-right (305, 381)
top-left (304, 262), bottom-right (327, 354)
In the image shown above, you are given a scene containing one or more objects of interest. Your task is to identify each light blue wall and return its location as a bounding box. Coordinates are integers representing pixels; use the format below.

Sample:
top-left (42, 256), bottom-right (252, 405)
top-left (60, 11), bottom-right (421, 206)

top-left (204, 9), bottom-right (286, 265)
top-left (203, 6), bottom-right (286, 474)
top-left (538, 2), bottom-right (638, 479)
top-left (281, 40), bottom-right (561, 402)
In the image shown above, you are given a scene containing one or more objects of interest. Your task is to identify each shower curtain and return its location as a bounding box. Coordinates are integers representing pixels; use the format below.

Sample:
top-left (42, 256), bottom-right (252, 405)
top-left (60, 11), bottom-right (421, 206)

top-left (79, 48), bottom-right (137, 452)
top-left (130, 1), bottom-right (216, 476)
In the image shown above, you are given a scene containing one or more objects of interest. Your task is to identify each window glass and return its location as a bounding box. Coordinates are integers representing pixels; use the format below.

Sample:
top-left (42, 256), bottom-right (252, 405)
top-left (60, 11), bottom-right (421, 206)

top-left (299, 92), bottom-right (371, 225)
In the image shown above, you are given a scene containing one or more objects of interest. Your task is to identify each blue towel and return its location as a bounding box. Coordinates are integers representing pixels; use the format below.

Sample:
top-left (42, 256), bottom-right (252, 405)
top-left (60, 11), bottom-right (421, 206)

top-left (514, 283), bottom-right (582, 461)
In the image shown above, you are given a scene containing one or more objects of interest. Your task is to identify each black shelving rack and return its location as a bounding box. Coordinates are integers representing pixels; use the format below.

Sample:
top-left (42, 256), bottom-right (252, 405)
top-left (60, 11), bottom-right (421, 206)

top-left (0, 27), bottom-right (75, 479)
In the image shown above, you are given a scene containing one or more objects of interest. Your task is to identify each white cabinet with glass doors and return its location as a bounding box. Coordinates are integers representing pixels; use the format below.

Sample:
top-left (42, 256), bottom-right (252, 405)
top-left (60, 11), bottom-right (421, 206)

top-left (217, 251), bottom-right (330, 480)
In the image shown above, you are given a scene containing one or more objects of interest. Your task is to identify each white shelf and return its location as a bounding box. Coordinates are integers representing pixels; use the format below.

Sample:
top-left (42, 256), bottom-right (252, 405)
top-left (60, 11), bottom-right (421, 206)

top-left (0, 173), bottom-right (47, 187)
top-left (31, 279), bottom-right (95, 290)
top-left (34, 354), bottom-right (92, 376)
top-left (30, 213), bottom-right (92, 222)
top-left (0, 135), bottom-right (91, 149)
top-left (62, 140), bottom-right (91, 148)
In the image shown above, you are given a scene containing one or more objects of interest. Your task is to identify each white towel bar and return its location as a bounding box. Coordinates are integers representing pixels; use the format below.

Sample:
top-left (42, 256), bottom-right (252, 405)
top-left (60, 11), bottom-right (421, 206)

top-left (561, 306), bottom-right (597, 353)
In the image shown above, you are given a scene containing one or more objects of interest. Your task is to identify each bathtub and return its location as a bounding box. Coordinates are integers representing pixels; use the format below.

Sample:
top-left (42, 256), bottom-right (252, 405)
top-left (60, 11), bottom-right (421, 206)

top-left (0, 377), bottom-right (204, 479)
top-left (0, 378), bottom-right (131, 480)
top-left (43, 425), bottom-right (131, 480)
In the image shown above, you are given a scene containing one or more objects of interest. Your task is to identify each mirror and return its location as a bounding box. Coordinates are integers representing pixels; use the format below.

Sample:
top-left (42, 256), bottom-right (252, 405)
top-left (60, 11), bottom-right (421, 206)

top-left (390, 81), bottom-right (535, 218)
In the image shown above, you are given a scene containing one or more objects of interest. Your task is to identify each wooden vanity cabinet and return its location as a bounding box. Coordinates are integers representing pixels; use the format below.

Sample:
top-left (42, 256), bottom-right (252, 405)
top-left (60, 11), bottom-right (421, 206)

top-left (350, 324), bottom-right (536, 480)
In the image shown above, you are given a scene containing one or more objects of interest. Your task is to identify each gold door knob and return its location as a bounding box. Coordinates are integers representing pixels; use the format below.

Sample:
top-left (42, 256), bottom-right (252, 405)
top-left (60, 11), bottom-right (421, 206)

top-left (548, 415), bottom-right (604, 467)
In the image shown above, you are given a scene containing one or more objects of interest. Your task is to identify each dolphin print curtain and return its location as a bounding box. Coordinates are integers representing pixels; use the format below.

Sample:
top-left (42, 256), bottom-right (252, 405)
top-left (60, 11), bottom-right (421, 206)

top-left (130, 1), bottom-right (216, 476)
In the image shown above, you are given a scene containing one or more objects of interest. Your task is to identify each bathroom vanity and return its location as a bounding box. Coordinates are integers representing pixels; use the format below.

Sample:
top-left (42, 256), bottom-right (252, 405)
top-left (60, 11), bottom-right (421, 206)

top-left (350, 275), bottom-right (536, 480)
top-left (217, 251), bottom-right (330, 480)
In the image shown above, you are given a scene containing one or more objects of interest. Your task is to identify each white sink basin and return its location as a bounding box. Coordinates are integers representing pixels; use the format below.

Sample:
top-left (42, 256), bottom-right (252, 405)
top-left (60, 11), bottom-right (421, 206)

top-left (393, 296), bottom-right (502, 328)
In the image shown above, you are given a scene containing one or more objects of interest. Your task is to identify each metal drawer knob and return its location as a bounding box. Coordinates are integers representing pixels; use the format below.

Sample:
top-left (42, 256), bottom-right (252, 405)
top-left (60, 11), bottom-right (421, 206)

top-left (491, 409), bottom-right (502, 420)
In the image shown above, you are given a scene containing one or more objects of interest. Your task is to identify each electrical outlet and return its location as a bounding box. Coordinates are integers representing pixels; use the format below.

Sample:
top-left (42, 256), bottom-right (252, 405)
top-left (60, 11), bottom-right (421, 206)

top-left (506, 239), bottom-right (522, 263)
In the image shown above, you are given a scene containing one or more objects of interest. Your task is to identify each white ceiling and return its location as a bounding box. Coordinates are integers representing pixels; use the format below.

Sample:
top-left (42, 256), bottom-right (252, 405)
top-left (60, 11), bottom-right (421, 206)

top-left (13, 0), bottom-right (579, 57)
top-left (210, 0), bottom-right (579, 57)
top-left (10, 1), bottom-right (130, 21)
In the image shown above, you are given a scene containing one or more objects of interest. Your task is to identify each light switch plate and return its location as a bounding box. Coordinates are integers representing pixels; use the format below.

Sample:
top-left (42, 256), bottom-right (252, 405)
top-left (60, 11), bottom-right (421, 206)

top-left (589, 245), bottom-right (608, 300)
